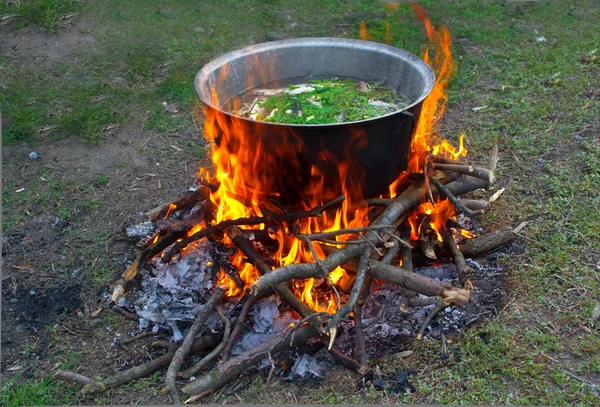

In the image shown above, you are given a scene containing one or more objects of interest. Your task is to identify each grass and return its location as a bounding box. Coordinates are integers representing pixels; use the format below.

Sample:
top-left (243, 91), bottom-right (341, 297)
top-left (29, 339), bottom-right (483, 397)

top-left (0, 0), bottom-right (81, 32)
top-left (1, 0), bottom-right (600, 405)
top-left (0, 374), bottom-right (76, 407)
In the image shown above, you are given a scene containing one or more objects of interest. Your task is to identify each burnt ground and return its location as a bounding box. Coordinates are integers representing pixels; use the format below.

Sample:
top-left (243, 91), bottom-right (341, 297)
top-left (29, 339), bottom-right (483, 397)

top-left (2, 1), bottom-right (600, 405)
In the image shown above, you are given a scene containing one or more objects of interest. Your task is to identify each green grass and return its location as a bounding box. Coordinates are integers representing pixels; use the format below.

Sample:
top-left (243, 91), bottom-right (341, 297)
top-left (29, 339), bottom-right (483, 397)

top-left (1, 0), bottom-right (600, 405)
top-left (0, 374), bottom-right (76, 407)
top-left (0, 0), bottom-right (81, 32)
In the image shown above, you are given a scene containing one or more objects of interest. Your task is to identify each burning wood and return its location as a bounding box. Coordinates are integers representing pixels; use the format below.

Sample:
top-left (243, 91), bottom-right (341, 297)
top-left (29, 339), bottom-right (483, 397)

top-left (56, 5), bottom-right (520, 404)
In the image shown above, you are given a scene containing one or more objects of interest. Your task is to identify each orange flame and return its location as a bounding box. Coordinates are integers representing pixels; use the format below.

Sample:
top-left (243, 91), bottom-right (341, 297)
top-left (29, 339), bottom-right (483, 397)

top-left (176, 3), bottom-right (468, 307)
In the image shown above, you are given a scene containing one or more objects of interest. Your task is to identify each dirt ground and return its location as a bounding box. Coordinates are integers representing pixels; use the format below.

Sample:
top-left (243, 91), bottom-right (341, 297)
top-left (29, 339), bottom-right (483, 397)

top-left (2, 1), bottom-right (599, 405)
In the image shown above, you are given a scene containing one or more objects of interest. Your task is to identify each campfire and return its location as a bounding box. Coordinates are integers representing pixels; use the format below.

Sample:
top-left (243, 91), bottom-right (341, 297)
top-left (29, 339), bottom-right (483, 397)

top-left (56, 4), bottom-right (516, 403)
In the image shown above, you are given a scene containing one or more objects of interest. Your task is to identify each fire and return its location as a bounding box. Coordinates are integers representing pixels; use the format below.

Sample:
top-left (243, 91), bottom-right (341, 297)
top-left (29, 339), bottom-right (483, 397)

top-left (168, 3), bottom-right (471, 309)
top-left (406, 3), bottom-right (466, 173)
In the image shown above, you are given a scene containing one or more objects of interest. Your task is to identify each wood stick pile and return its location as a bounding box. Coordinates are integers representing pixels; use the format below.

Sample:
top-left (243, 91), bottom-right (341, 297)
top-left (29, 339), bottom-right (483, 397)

top-left (56, 146), bottom-right (518, 404)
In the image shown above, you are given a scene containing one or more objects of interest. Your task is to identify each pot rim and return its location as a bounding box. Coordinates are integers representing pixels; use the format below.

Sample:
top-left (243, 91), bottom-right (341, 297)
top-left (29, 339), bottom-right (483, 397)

top-left (194, 37), bottom-right (436, 128)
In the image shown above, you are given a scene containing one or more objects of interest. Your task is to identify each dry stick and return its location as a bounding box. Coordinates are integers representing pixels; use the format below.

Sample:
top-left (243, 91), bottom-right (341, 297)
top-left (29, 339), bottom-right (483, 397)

top-left (354, 241), bottom-right (401, 366)
top-left (384, 232), bottom-right (414, 249)
top-left (431, 177), bottom-right (483, 233)
top-left (459, 199), bottom-right (489, 212)
top-left (416, 299), bottom-right (446, 340)
top-left (300, 235), bottom-right (328, 277)
top-left (441, 226), bottom-right (472, 288)
top-left (220, 296), bottom-right (258, 362)
top-left (364, 197), bottom-right (392, 207)
top-left (112, 199), bottom-right (213, 298)
top-left (310, 238), bottom-right (365, 246)
top-left (353, 286), bottom-right (368, 367)
top-left (424, 155), bottom-right (435, 206)
top-left (458, 226), bottom-right (517, 257)
top-left (181, 325), bottom-right (317, 397)
top-left (146, 188), bottom-right (211, 222)
top-left (54, 371), bottom-right (98, 388)
top-left (179, 308), bottom-right (232, 380)
top-left (227, 227), bottom-right (316, 319)
top-left (55, 334), bottom-right (221, 394)
top-left (296, 225), bottom-right (396, 241)
top-left (434, 163), bottom-right (496, 184)
top-left (432, 156), bottom-right (472, 166)
top-left (399, 226), bottom-right (418, 312)
top-left (165, 287), bottom-right (225, 404)
top-left (162, 195), bottom-right (346, 263)
top-left (228, 227), bottom-right (364, 374)
top-left (122, 330), bottom-right (162, 345)
top-left (488, 143), bottom-right (499, 172)
top-left (367, 260), bottom-right (470, 306)
top-left (326, 249), bottom-right (370, 350)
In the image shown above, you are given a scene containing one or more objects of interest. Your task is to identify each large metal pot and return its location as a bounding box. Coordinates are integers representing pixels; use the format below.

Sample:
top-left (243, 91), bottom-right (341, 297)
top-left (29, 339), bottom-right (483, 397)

top-left (194, 38), bottom-right (434, 204)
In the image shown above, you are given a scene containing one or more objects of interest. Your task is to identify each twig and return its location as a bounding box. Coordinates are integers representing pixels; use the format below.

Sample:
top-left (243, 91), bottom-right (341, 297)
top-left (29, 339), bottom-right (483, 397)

top-left (288, 312), bottom-right (332, 339)
top-left (250, 173), bottom-right (491, 296)
top-left (122, 330), bottom-right (160, 345)
top-left (265, 352), bottom-right (275, 390)
top-left (432, 156), bottom-right (471, 166)
top-left (384, 232), bottom-right (413, 249)
top-left (221, 294), bottom-right (260, 362)
top-left (359, 234), bottom-right (383, 257)
top-left (296, 225), bottom-right (395, 241)
top-left (458, 199), bottom-right (489, 212)
top-left (182, 325), bottom-right (317, 396)
top-left (326, 249), bottom-right (370, 350)
top-left (434, 163), bottom-right (496, 184)
top-left (416, 300), bottom-right (446, 340)
top-left (424, 155), bottom-right (435, 206)
top-left (300, 235), bottom-right (328, 277)
top-left (441, 226), bottom-right (473, 288)
top-left (54, 371), bottom-right (97, 388)
top-left (364, 197), bottom-right (392, 207)
top-left (165, 287), bottom-right (225, 404)
top-left (55, 334), bottom-right (221, 394)
top-left (354, 271), bottom-right (373, 367)
top-left (180, 307), bottom-right (231, 379)
top-left (431, 177), bottom-right (482, 233)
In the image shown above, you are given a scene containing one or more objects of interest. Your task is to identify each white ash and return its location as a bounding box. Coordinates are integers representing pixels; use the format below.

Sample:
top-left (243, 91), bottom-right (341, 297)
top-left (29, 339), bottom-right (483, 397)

top-left (253, 296), bottom-right (282, 333)
top-left (130, 239), bottom-right (222, 341)
top-left (231, 309), bottom-right (298, 356)
top-left (289, 354), bottom-right (327, 379)
top-left (334, 260), bottom-right (503, 353)
top-left (126, 221), bottom-right (156, 237)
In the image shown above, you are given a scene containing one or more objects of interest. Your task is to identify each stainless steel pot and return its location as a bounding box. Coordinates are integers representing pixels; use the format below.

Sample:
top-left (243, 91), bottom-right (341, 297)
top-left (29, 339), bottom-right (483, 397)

top-left (194, 38), bottom-right (435, 204)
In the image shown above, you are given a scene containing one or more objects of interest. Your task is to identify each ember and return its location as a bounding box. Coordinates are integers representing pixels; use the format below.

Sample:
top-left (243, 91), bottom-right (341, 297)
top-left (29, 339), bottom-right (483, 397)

top-left (56, 4), bottom-right (517, 403)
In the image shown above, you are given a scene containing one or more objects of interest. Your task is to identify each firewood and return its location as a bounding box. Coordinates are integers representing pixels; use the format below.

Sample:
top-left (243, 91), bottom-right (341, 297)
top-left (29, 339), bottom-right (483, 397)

top-left (179, 307), bottom-right (231, 379)
top-left (161, 194), bottom-right (347, 263)
top-left (55, 333), bottom-right (222, 394)
top-left (181, 325), bottom-right (317, 397)
top-left (441, 226), bottom-right (472, 288)
top-left (146, 188), bottom-right (211, 222)
top-left (458, 226), bottom-right (517, 257)
top-left (433, 163), bottom-right (496, 184)
top-left (165, 287), bottom-right (226, 404)
top-left (458, 199), bottom-right (489, 212)
top-left (431, 177), bottom-right (483, 232)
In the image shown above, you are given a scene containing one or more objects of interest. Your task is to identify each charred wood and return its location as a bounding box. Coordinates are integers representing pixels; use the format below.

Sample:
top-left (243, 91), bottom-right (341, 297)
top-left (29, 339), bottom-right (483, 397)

top-left (146, 188), bottom-right (211, 222)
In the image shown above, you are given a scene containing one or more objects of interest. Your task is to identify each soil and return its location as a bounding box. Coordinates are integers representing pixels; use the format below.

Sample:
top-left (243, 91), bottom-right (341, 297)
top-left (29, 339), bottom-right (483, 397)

top-left (0, 18), bottom-right (97, 68)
